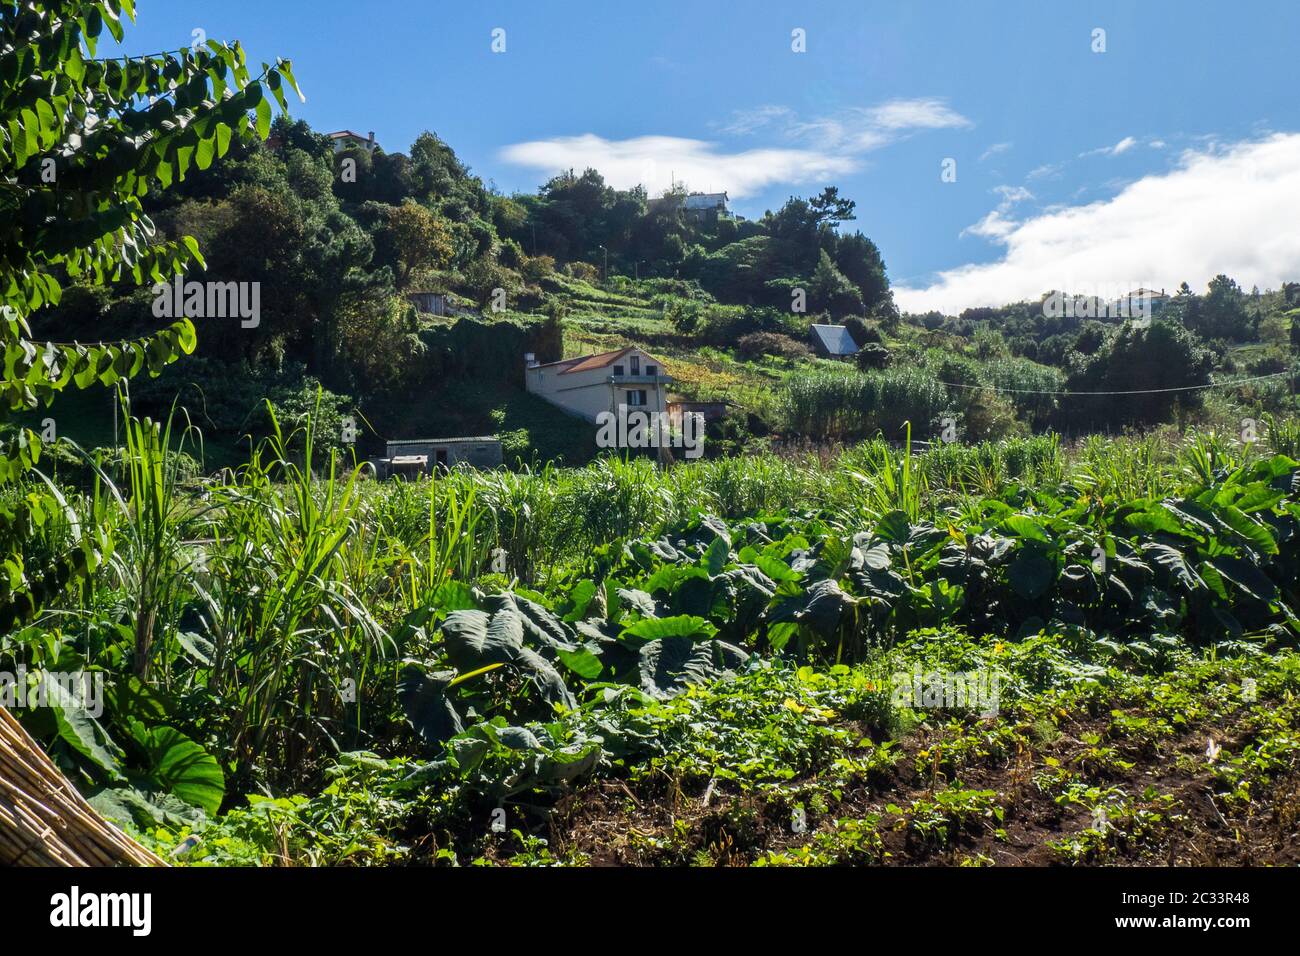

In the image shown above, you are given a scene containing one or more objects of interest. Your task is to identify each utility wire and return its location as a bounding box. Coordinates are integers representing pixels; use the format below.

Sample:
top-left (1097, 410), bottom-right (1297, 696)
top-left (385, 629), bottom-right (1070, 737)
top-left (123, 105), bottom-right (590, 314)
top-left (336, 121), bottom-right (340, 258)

top-left (933, 369), bottom-right (1296, 397)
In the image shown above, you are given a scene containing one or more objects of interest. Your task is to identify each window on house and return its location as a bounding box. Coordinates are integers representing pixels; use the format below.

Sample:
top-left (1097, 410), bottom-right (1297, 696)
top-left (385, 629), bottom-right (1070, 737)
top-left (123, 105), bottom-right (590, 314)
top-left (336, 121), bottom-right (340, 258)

top-left (627, 389), bottom-right (647, 406)
top-left (612, 364), bottom-right (624, 376)
top-left (630, 355), bottom-right (641, 375)
top-left (645, 365), bottom-right (657, 377)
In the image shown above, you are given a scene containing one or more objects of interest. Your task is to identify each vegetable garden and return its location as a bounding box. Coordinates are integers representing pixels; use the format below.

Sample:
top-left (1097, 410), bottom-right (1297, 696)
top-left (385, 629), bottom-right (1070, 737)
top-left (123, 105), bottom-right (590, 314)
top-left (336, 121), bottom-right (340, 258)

top-left (5, 413), bottom-right (1299, 865)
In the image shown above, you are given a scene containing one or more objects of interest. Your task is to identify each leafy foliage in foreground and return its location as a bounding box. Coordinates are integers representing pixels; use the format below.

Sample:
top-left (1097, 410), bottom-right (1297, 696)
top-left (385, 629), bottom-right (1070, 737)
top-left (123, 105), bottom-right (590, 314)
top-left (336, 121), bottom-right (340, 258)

top-left (163, 632), bottom-right (1300, 866)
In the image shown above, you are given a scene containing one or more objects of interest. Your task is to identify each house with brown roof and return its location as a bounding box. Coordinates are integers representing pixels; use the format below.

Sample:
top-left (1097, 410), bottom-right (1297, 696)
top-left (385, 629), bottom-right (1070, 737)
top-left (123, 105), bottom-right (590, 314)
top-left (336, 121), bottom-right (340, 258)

top-left (327, 129), bottom-right (378, 153)
top-left (524, 346), bottom-right (671, 422)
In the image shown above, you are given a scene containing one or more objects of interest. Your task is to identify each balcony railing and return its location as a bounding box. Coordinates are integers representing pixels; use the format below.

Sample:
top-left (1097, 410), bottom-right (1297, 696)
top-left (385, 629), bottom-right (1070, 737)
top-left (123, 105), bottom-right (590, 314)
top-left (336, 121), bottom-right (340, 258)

top-left (607, 373), bottom-right (673, 384)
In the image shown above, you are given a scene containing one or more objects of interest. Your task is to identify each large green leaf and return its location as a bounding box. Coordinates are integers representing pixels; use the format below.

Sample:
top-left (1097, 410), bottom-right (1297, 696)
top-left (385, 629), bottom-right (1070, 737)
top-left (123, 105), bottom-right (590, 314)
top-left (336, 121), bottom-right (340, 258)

top-left (1004, 514), bottom-right (1050, 543)
top-left (557, 647), bottom-right (604, 680)
top-left (621, 614), bottom-right (718, 644)
top-left (795, 578), bottom-right (857, 635)
top-left (138, 725), bottom-right (225, 816)
top-left (43, 673), bottom-right (126, 781)
top-left (441, 602), bottom-right (575, 707)
top-left (1206, 554), bottom-right (1278, 603)
top-left (615, 587), bottom-right (658, 618)
top-left (1141, 542), bottom-right (1204, 592)
top-left (398, 665), bottom-right (464, 746)
top-left (1008, 548), bottom-right (1055, 600)
top-left (637, 636), bottom-right (718, 697)
top-left (705, 536), bottom-right (730, 575)
top-left (1214, 505), bottom-right (1278, 554)
top-left (88, 784), bottom-right (207, 832)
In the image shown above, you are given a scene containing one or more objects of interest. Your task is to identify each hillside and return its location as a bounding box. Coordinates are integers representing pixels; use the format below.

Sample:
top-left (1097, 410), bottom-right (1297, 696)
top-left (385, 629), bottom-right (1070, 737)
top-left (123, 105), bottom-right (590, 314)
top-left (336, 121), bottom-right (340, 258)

top-left (19, 113), bottom-right (1296, 469)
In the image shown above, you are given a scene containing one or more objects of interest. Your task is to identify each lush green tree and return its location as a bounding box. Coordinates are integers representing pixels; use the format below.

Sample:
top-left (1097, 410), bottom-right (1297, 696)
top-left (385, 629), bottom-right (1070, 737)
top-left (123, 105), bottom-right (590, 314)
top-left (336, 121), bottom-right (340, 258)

top-left (382, 200), bottom-right (453, 290)
top-left (833, 231), bottom-right (890, 313)
top-left (809, 186), bottom-right (856, 227)
top-left (491, 194), bottom-right (528, 238)
top-left (1065, 321), bottom-right (1213, 430)
top-left (1184, 274), bottom-right (1257, 341)
top-left (761, 196), bottom-right (821, 276)
top-left (809, 249), bottom-right (862, 317)
top-left (409, 130), bottom-right (490, 217)
top-left (855, 342), bottom-right (892, 370)
top-left (697, 236), bottom-right (775, 303)
top-left (269, 115), bottom-right (331, 160)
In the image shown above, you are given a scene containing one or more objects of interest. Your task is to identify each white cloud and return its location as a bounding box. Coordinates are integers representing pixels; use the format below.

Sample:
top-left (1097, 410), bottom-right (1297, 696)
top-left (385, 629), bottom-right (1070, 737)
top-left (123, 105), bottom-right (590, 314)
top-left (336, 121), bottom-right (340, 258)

top-left (719, 105), bottom-right (793, 135)
top-left (1027, 162), bottom-right (1063, 180)
top-left (504, 98), bottom-right (970, 199)
top-left (787, 99), bottom-right (970, 152)
top-left (961, 185), bottom-right (1033, 240)
top-left (498, 133), bottom-right (858, 199)
top-left (979, 142), bottom-right (1012, 162)
top-left (868, 98), bottom-right (972, 131)
top-left (787, 112), bottom-right (891, 152)
top-left (895, 133), bottom-right (1300, 313)
top-left (1081, 135), bottom-right (1139, 158)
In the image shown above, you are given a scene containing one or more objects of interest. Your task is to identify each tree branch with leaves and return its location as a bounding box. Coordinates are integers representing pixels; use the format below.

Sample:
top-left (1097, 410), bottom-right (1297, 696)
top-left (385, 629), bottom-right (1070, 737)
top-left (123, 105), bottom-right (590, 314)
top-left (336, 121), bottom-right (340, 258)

top-left (0, 0), bottom-right (301, 632)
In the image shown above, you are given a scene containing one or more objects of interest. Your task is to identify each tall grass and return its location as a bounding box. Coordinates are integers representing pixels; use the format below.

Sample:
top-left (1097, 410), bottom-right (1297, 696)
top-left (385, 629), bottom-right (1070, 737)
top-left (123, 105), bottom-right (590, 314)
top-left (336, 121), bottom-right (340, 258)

top-left (197, 402), bottom-right (395, 782)
top-left (1265, 413), bottom-right (1300, 459)
top-left (780, 365), bottom-right (949, 442)
top-left (102, 398), bottom-right (209, 680)
top-left (1069, 432), bottom-right (1172, 499)
top-left (839, 429), bottom-right (922, 523)
top-left (920, 434), bottom-right (1063, 498)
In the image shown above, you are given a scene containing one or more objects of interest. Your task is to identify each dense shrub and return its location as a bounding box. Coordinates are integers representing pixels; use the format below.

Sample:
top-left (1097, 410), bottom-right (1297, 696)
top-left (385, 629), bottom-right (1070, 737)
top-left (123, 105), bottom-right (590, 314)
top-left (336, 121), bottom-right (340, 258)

top-left (1065, 320), bottom-right (1214, 431)
top-left (982, 359), bottom-right (1064, 428)
top-left (698, 305), bottom-right (803, 347)
top-left (566, 261), bottom-right (600, 283)
top-left (736, 332), bottom-right (810, 361)
top-left (855, 342), bottom-right (893, 370)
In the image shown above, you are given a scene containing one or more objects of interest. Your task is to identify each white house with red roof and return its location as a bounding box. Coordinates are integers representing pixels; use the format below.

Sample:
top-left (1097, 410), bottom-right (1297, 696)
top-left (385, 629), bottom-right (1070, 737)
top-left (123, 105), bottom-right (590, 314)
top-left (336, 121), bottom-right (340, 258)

top-left (327, 129), bottom-right (378, 153)
top-left (524, 346), bottom-right (672, 422)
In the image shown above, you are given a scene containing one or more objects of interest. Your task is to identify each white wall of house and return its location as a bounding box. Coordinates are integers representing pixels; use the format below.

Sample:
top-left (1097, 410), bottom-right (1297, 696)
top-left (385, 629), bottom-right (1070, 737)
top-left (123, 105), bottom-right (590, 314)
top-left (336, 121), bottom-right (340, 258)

top-left (525, 348), bottom-right (669, 422)
top-left (330, 132), bottom-right (377, 153)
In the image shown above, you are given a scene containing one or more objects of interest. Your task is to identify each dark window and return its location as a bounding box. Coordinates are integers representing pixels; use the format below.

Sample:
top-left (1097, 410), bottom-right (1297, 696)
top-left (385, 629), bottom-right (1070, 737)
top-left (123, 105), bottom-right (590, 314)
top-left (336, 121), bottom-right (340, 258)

top-left (630, 355), bottom-right (641, 375)
top-left (612, 364), bottom-right (624, 376)
top-left (645, 365), bottom-right (657, 376)
top-left (628, 389), bottom-right (647, 407)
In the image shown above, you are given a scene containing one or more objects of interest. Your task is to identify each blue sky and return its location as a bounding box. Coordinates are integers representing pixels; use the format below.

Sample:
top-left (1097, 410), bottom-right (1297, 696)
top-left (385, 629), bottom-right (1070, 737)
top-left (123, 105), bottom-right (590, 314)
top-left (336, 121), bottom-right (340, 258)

top-left (114, 1), bottom-right (1300, 311)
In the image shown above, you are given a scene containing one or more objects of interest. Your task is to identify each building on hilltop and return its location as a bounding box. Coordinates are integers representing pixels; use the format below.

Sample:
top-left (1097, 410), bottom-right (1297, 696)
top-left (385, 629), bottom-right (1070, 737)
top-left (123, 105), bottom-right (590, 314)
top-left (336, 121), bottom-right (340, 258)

top-left (524, 346), bottom-right (671, 422)
top-left (327, 129), bottom-right (378, 153)
top-left (682, 192), bottom-right (729, 217)
top-left (1115, 288), bottom-right (1171, 317)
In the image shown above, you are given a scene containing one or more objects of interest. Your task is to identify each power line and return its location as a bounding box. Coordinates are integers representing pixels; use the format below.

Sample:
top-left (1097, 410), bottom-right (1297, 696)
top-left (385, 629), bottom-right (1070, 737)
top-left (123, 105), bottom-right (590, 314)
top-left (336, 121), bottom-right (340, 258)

top-left (933, 369), bottom-right (1296, 397)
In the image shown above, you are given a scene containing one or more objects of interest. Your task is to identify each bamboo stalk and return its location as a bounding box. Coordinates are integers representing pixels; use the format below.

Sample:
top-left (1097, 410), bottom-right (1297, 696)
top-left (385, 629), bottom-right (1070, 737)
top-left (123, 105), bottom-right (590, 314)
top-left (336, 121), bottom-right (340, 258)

top-left (0, 706), bottom-right (167, 867)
